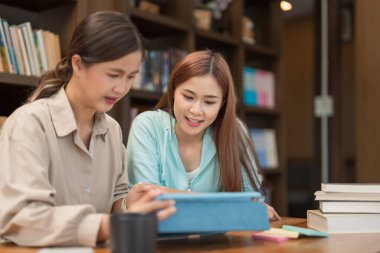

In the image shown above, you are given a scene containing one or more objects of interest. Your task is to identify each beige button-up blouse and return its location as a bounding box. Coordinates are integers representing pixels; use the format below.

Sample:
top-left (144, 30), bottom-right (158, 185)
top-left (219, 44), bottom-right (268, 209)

top-left (0, 88), bottom-right (129, 247)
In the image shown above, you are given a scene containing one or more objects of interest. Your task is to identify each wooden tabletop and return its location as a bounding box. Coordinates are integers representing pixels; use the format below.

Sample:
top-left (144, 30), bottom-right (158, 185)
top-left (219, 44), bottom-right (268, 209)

top-left (1, 217), bottom-right (380, 253)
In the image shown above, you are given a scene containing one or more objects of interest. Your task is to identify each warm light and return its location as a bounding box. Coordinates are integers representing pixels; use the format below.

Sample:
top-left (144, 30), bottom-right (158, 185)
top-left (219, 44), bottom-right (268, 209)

top-left (280, 1), bottom-right (292, 11)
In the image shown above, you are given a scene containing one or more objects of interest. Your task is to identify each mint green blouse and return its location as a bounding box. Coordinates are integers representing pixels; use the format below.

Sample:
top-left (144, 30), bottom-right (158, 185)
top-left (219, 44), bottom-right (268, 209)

top-left (126, 110), bottom-right (261, 192)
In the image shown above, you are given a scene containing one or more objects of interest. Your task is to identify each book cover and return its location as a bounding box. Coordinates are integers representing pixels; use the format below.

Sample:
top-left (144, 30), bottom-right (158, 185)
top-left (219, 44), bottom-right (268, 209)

top-left (0, 18), bottom-right (12, 73)
top-left (321, 183), bottom-right (380, 193)
top-left (250, 128), bottom-right (278, 169)
top-left (9, 25), bottom-right (25, 75)
top-left (43, 31), bottom-right (57, 70)
top-left (35, 29), bottom-right (48, 73)
top-left (53, 33), bottom-right (61, 65)
top-left (315, 191), bottom-right (380, 201)
top-left (243, 66), bottom-right (257, 106)
top-left (319, 201), bottom-right (380, 214)
top-left (2, 19), bottom-right (18, 74)
top-left (18, 23), bottom-right (39, 76)
top-left (156, 192), bottom-right (269, 233)
top-left (307, 209), bottom-right (380, 234)
top-left (16, 27), bottom-right (31, 76)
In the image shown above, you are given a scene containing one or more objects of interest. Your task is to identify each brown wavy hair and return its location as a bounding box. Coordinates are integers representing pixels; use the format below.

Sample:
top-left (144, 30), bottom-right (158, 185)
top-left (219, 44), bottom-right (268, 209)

top-left (27, 11), bottom-right (144, 102)
top-left (155, 50), bottom-right (262, 192)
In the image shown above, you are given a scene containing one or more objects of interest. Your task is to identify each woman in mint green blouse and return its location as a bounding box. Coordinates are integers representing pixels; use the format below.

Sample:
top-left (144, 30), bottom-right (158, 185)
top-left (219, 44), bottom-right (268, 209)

top-left (127, 50), bottom-right (279, 219)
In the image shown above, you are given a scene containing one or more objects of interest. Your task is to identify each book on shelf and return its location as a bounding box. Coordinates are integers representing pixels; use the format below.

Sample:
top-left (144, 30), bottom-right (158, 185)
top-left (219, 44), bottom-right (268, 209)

top-left (249, 128), bottom-right (278, 169)
top-left (243, 67), bottom-right (275, 108)
top-left (307, 209), bottom-right (380, 234)
top-left (2, 18), bottom-right (19, 74)
top-left (319, 201), bottom-right (380, 214)
top-left (321, 183), bottom-right (380, 193)
top-left (0, 18), bottom-right (13, 73)
top-left (15, 26), bottom-right (31, 76)
top-left (9, 25), bottom-right (25, 75)
top-left (315, 191), bottom-right (380, 201)
top-left (19, 22), bottom-right (39, 76)
top-left (0, 25), bottom-right (4, 72)
top-left (0, 50), bottom-right (3, 71)
top-left (34, 29), bottom-right (49, 73)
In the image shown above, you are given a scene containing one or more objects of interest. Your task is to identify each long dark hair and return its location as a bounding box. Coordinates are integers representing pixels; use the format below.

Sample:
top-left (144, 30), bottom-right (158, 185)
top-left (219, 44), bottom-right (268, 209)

top-left (155, 50), bottom-right (262, 192)
top-left (28, 11), bottom-right (144, 102)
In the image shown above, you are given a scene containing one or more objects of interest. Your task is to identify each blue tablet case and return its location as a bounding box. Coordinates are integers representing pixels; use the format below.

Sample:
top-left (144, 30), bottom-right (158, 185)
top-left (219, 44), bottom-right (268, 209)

top-left (156, 192), bottom-right (270, 233)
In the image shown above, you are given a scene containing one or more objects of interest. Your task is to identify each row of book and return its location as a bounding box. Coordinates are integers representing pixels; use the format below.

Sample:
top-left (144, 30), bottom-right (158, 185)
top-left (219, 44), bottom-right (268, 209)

top-left (0, 18), bottom-right (61, 76)
top-left (243, 67), bottom-right (275, 108)
top-left (250, 128), bottom-right (278, 169)
top-left (132, 48), bottom-right (188, 93)
top-left (307, 183), bottom-right (380, 234)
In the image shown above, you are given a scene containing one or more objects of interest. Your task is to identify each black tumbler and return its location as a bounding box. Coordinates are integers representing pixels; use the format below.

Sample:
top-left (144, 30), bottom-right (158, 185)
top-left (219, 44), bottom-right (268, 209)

top-left (110, 212), bottom-right (157, 253)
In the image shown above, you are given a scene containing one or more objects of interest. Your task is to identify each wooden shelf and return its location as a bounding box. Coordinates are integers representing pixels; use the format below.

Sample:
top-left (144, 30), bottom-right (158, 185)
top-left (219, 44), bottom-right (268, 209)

top-left (0, 0), bottom-right (286, 215)
top-left (244, 43), bottom-right (278, 58)
top-left (243, 105), bottom-right (280, 116)
top-left (261, 168), bottom-right (282, 176)
top-left (0, 73), bottom-right (39, 87)
top-left (0, 0), bottom-right (76, 12)
top-left (128, 9), bottom-right (188, 37)
top-left (195, 28), bottom-right (239, 47)
top-left (129, 89), bottom-right (162, 102)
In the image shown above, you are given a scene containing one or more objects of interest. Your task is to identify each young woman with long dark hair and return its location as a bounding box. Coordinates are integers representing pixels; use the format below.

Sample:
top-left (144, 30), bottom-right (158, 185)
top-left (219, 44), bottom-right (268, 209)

top-left (0, 11), bottom-right (175, 247)
top-left (127, 50), bottom-right (279, 220)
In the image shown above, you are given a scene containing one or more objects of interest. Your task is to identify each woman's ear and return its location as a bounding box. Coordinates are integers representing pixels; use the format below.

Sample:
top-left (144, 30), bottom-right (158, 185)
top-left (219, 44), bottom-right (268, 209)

top-left (71, 54), bottom-right (83, 75)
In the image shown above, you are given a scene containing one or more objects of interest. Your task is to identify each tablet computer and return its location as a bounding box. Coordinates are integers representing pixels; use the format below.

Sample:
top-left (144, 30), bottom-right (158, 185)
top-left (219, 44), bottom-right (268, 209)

top-left (156, 192), bottom-right (269, 234)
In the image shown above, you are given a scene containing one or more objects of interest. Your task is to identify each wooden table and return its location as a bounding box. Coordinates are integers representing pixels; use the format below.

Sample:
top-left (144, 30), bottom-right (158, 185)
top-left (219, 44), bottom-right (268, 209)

top-left (1, 217), bottom-right (380, 253)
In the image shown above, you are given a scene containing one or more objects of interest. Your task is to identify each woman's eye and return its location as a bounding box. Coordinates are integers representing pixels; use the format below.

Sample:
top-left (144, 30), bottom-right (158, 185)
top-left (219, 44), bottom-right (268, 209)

top-left (205, 101), bottom-right (216, 105)
top-left (128, 75), bottom-right (136, 80)
top-left (183, 95), bottom-right (193, 100)
top-left (108, 74), bottom-right (119, 79)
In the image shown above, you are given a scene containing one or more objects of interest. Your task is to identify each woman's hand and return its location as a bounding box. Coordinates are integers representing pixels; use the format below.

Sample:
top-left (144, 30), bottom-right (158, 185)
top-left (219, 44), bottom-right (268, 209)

top-left (126, 185), bottom-right (176, 221)
top-left (97, 214), bottom-right (110, 242)
top-left (266, 204), bottom-right (281, 221)
top-left (125, 183), bottom-right (160, 207)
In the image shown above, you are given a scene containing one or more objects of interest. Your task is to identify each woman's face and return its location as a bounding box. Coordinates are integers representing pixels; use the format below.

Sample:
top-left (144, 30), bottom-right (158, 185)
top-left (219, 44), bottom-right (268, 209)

top-left (173, 75), bottom-right (224, 140)
top-left (74, 51), bottom-right (142, 113)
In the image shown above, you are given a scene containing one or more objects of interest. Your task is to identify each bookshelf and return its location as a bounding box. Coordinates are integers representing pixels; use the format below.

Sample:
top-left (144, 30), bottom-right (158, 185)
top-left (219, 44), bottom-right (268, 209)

top-left (0, 0), bottom-right (287, 215)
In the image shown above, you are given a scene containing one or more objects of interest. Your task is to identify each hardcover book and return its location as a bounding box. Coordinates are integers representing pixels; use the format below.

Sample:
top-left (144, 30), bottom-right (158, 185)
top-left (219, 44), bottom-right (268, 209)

top-left (314, 191), bottom-right (380, 201)
top-left (321, 183), bottom-right (380, 193)
top-left (319, 201), bottom-right (380, 213)
top-left (307, 210), bottom-right (380, 234)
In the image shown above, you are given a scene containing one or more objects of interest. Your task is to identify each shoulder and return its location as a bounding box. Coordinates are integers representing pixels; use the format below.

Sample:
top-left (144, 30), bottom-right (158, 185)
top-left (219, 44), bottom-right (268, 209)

top-left (3, 99), bottom-right (50, 130)
top-left (104, 113), bottom-right (121, 130)
top-left (132, 109), bottom-right (171, 130)
top-left (0, 99), bottom-right (50, 141)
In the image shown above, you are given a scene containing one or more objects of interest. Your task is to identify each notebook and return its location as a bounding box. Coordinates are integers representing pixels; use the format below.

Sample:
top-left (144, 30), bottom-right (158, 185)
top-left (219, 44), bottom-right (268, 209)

top-left (156, 192), bottom-right (270, 234)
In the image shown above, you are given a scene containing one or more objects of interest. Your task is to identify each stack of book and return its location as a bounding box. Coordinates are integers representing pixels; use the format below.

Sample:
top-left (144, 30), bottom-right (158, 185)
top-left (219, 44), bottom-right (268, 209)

top-left (307, 183), bottom-right (380, 234)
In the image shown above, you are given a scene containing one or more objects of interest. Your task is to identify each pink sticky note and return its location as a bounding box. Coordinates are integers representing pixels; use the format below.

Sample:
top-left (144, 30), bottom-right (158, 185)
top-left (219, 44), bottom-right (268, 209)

top-left (252, 233), bottom-right (289, 243)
